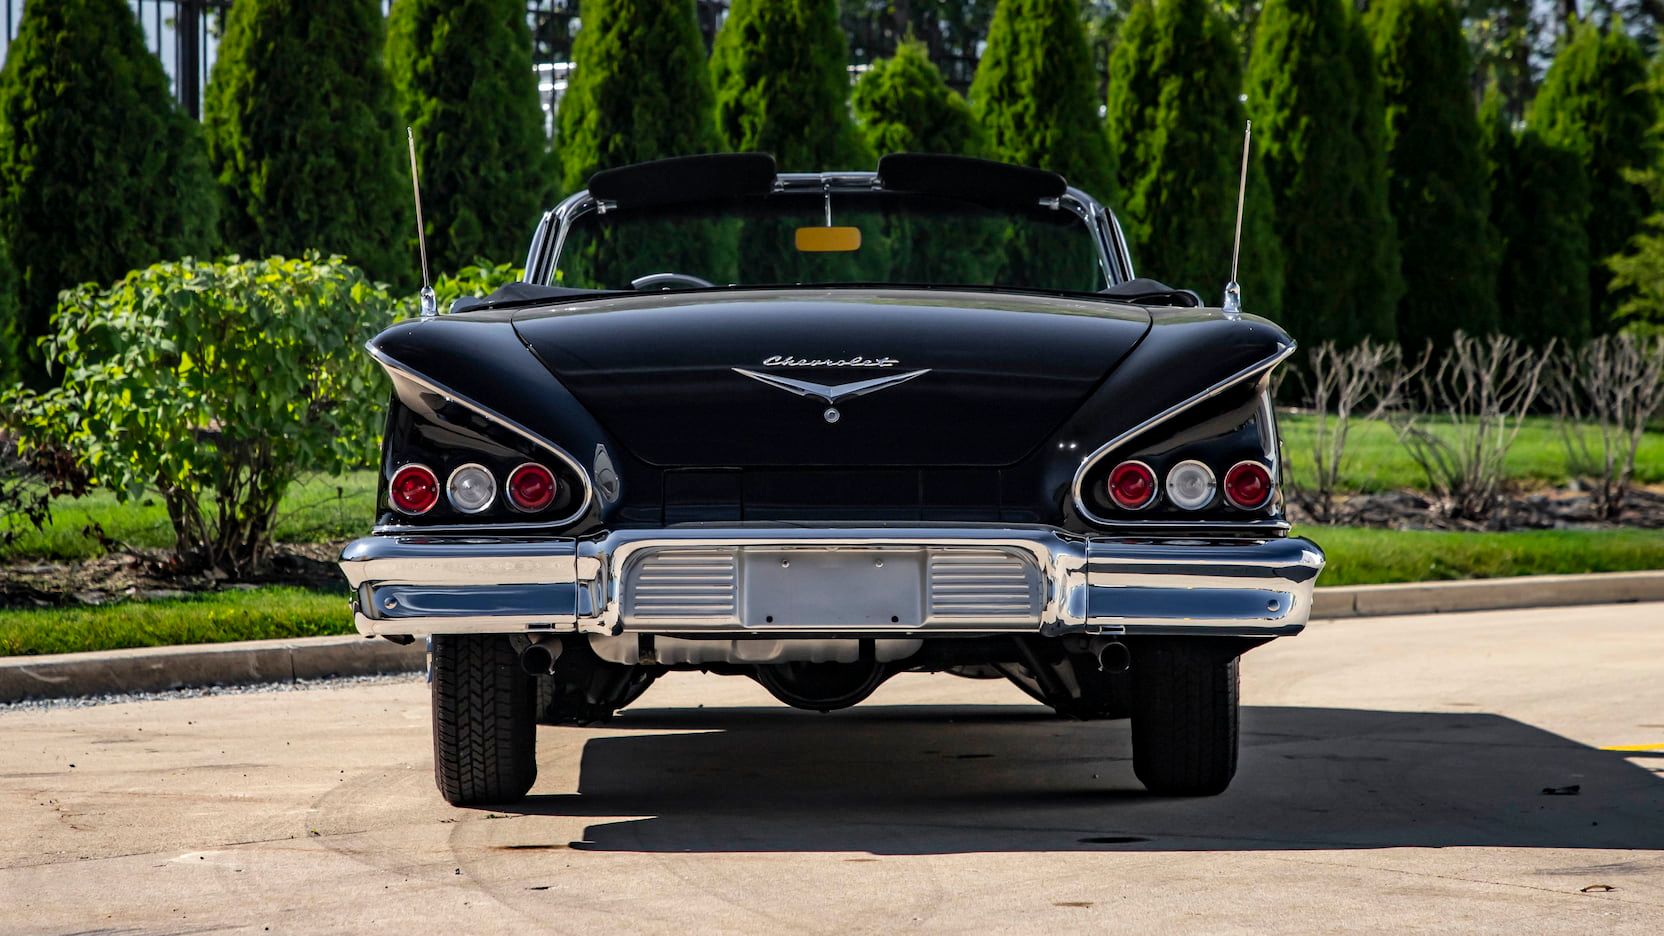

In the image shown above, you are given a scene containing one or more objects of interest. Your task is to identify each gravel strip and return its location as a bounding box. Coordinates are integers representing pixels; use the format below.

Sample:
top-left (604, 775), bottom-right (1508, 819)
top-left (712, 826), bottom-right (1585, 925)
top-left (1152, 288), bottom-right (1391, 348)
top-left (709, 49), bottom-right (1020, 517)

top-left (0, 670), bottom-right (423, 714)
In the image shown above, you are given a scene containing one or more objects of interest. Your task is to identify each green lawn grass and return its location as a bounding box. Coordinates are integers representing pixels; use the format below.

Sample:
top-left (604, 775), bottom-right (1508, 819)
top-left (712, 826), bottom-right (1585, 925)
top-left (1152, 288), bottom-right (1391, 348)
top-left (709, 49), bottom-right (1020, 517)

top-left (1, 471), bottom-right (380, 561)
top-left (0, 586), bottom-right (352, 657)
top-left (1305, 526), bottom-right (1664, 586)
top-left (1278, 413), bottom-right (1664, 494)
top-left (1, 527), bottom-right (1660, 656)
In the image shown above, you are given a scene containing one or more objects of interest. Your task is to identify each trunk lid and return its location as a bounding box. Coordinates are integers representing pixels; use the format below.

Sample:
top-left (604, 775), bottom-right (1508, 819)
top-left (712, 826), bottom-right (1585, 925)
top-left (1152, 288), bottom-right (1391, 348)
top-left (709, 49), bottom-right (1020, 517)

top-left (512, 288), bottom-right (1149, 468)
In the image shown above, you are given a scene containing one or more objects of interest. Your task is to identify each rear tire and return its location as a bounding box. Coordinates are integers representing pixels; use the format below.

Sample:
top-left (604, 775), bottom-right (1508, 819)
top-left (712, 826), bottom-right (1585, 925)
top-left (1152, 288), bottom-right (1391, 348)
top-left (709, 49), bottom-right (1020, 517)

top-left (432, 635), bottom-right (538, 806)
top-left (1131, 641), bottom-right (1239, 796)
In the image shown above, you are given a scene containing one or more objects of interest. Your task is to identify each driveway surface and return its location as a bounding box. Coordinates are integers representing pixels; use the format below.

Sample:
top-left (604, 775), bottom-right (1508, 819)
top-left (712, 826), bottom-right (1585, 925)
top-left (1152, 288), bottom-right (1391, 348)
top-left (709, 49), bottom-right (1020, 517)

top-left (2, 602), bottom-right (1662, 934)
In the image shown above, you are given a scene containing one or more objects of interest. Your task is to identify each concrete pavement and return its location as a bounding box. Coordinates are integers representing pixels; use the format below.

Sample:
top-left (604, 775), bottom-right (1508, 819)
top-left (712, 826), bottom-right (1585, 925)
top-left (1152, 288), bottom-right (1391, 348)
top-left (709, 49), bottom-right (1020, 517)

top-left (1, 602), bottom-right (1662, 933)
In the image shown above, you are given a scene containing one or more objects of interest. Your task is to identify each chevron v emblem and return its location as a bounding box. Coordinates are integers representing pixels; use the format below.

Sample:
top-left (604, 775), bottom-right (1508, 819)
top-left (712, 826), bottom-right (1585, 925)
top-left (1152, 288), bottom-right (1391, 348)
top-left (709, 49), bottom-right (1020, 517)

top-left (732, 367), bottom-right (930, 424)
top-left (732, 367), bottom-right (930, 404)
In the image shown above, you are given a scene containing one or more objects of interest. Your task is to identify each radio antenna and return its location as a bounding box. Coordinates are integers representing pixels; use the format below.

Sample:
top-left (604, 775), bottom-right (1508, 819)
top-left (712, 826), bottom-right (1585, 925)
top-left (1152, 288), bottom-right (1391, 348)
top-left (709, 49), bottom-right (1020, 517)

top-left (408, 128), bottom-right (436, 319)
top-left (1223, 119), bottom-right (1251, 318)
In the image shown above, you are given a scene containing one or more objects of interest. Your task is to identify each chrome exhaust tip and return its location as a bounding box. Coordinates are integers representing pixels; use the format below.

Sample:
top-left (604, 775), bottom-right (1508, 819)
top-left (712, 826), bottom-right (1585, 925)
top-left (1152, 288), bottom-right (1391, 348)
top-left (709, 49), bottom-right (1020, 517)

top-left (519, 641), bottom-right (560, 676)
top-left (1098, 641), bottom-right (1131, 674)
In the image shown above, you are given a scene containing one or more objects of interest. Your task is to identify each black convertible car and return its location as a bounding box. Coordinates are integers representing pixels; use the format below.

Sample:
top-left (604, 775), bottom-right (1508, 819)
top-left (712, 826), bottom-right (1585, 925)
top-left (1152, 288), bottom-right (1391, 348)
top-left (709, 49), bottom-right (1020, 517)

top-left (339, 153), bottom-right (1324, 806)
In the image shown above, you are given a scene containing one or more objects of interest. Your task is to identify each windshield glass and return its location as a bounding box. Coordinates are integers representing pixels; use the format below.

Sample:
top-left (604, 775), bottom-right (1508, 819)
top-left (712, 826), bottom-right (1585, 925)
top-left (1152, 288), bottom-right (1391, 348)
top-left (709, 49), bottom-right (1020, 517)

top-left (552, 191), bottom-right (1108, 293)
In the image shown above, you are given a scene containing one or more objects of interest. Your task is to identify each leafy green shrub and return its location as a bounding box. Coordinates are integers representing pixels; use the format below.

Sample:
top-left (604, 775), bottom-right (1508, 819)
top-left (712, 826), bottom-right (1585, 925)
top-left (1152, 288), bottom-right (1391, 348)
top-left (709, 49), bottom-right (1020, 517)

top-left (1105, 0), bottom-right (1282, 311)
top-left (395, 260), bottom-right (524, 318)
top-left (1482, 89), bottom-right (1590, 348)
top-left (1367, 0), bottom-right (1497, 347)
top-left (852, 39), bottom-right (982, 158)
top-left (205, 0), bottom-right (412, 286)
top-left (1246, 0), bottom-right (1401, 345)
top-left (970, 0), bottom-right (1114, 201)
top-left (4, 256), bottom-right (395, 574)
top-left (0, 0), bottom-right (218, 383)
top-left (1529, 20), bottom-right (1658, 335)
top-left (710, 0), bottom-right (871, 169)
top-left (387, 0), bottom-right (553, 272)
top-left (559, 0), bottom-right (719, 190)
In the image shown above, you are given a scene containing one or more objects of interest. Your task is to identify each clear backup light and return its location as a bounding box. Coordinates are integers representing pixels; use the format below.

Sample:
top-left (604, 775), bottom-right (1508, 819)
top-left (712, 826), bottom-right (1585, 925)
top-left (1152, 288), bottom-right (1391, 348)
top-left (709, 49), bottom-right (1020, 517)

top-left (389, 464), bottom-right (439, 515)
top-left (446, 464), bottom-right (497, 514)
top-left (1165, 460), bottom-right (1217, 510)
top-left (1107, 460), bottom-right (1157, 509)
top-left (507, 462), bottom-right (557, 512)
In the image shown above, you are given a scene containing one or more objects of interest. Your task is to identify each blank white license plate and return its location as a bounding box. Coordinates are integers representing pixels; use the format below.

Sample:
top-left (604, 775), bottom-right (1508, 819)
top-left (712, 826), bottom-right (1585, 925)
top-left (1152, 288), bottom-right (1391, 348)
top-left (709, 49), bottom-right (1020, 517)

top-left (741, 547), bottom-right (925, 628)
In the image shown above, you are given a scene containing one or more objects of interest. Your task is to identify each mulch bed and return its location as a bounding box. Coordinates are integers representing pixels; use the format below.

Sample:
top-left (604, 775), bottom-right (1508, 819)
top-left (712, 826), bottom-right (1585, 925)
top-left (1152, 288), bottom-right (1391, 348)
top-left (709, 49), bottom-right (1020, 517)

top-left (1285, 484), bottom-right (1664, 531)
top-left (0, 543), bottom-right (345, 610)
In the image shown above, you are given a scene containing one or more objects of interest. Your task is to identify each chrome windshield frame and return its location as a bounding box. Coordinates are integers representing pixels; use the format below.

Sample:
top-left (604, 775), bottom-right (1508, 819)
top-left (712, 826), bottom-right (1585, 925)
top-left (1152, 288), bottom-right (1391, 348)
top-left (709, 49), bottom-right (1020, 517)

top-left (525, 171), bottom-right (1133, 291)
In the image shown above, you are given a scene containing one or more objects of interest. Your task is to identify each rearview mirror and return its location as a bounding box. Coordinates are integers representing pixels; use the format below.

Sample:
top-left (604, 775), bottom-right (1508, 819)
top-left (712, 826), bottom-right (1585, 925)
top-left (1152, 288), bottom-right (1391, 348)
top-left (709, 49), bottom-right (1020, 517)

top-left (795, 226), bottom-right (863, 253)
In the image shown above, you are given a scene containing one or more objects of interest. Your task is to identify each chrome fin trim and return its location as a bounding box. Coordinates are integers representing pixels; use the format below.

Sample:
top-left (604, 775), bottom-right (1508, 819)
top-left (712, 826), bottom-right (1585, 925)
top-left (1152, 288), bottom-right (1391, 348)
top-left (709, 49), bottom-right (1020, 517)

top-left (366, 342), bottom-right (596, 531)
top-left (1071, 342), bottom-right (1297, 528)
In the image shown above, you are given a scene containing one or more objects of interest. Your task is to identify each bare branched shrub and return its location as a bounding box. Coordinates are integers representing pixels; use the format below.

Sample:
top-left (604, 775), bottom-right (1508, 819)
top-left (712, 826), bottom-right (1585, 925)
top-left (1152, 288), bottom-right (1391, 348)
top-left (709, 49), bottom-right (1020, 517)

top-left (1390, 332), bottom-right (1553, 521)
top-left (1545, 334), bottom-right (1664, 520)
top-left (1290, 339), bottom-right (1420, 523)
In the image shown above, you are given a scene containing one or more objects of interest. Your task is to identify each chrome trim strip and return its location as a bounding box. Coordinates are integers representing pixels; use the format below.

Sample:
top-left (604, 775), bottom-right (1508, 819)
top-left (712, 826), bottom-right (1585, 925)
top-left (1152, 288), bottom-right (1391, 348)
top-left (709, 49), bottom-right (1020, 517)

top-left (366, 344), bottom-right (596, 530)
top-left (338, 527), bottom-right (1324, 640)
top-left (1071, 342), bottom-right (1297, 527)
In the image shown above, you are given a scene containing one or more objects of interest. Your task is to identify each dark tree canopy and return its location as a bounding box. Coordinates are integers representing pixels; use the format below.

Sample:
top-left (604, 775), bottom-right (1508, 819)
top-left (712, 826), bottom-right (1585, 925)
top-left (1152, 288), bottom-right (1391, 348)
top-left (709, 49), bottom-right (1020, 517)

top-left (0, 0), bottom-right (217, 382)
top-left (1481, 89), bottom-right (1590, 347)
top-left (710, 0), bottom-right (870, 169)
top-left (1528, 20), bottom-right (1658, 335)
top-left (387, 0), bottom-right (552, 272)
top-left (969, 0), bottom-right (1115, 201)
top-left (1246, 0), bottom-right (1401, 345)
top-left (558, 0), bottom-right (719, 191)
top-left (1105, 0), bottom-right (1282, 313)
top-left (205, 0), bottom-right (411, 285)
top-left (1368, 0), bottom-right (1499, 346)
top-left (0, 235), bottom-right (19, 383)
top-left (852, 38), bottom-right (983, 158)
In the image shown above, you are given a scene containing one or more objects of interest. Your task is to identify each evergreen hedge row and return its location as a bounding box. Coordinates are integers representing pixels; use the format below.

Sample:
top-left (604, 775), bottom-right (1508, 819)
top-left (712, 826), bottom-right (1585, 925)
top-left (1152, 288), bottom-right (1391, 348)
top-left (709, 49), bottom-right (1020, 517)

top-left (0, 0), bottom-right (217, 384)
top-left (387, 0), bottom-right (553, 273)
top-left (205, 0), bottom-right (412, 286)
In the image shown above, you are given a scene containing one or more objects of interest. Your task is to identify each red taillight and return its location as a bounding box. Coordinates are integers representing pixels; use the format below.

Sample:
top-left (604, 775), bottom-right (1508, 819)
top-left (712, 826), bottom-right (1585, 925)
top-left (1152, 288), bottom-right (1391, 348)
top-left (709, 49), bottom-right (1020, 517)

top-left (389, 464), bottom-right (439, 515)
top-left (1224, 461), bottom-right (1274, 510)
top-left (1107, 460), bottom-right (1157, 510)
top-left (507, 462), bottom-right (557, 512)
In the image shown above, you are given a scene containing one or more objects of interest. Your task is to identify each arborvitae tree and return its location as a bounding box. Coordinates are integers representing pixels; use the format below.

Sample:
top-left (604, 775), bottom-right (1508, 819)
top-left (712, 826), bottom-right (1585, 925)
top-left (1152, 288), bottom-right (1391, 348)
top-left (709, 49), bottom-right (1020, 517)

top-left (555, 0), bottom-right (731, 289)
top-left (1105, 0), bottom-right (1283, 312)
top-left (1368, 0), bottom-right (1498, 346)
top-left (1481, 90), bottom-right (1591, 347)
top-left (387, 0), bottom-right (552, 272)
top-left (0, 235), bottom-right (19, 384)
top-left (1341, 9), bottom-right (1402, 342)
top-left (969, 0), bottom-right (1115, 200)
top-left (1246, 0), bottom-right (1400, 345)
top-left (558, 0), bottom-right (718, 190)
top-left (852, 38), bottom-right (983, 157)
top-left (710, 0), bottom-right (870, 169)
top-left (1528, 21), bottom-right (1658, 335)
top-left (0, 0), bottom-right (216, 382)
top-left (205, 0), bottom-right (411, 285)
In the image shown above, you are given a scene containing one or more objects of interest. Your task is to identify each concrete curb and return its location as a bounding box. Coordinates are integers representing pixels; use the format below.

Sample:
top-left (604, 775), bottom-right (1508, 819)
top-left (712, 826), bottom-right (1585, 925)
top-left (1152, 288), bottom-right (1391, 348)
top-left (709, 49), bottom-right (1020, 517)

top-left (0, 635), bottom-right (423, 704)
top-left (3, 570), bottom-right (1663, 703)
top-left (1311, 570), bottom-right (1664, 620)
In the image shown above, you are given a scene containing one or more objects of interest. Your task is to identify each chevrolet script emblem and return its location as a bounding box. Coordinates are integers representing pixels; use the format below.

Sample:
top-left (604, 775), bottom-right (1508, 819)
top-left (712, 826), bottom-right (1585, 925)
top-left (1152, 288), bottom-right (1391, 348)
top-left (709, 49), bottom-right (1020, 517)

top-left (732, 367), bottom-right (929, 424)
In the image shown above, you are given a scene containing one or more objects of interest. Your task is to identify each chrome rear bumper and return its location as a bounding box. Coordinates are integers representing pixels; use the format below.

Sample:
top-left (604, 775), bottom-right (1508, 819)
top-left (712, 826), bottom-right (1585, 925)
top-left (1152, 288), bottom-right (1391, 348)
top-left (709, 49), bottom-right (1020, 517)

top-left (339, 526), bottom-right (1324, 640)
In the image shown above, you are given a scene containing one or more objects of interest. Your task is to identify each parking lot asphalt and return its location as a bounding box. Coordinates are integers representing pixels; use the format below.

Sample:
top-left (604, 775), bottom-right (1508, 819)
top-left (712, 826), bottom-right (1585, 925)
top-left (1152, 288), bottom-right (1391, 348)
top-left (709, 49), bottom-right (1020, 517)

top-left (2, 602), bottom-right (1661, 934)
